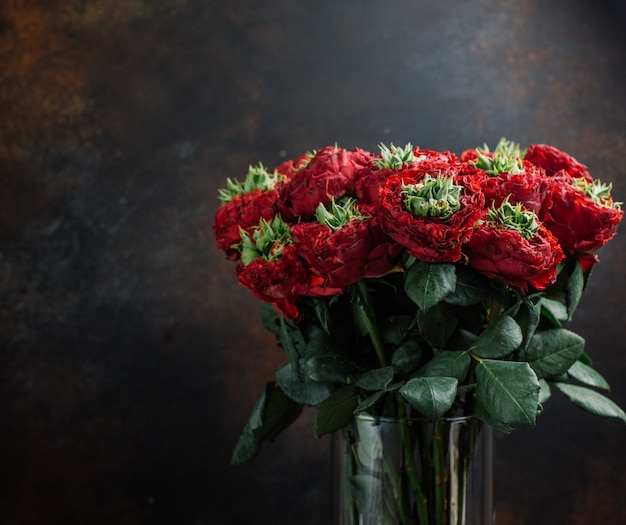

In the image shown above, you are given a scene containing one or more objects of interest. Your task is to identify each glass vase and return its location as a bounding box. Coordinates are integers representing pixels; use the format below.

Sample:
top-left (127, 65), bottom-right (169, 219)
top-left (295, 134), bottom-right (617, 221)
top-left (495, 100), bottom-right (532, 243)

top-left (333, 414), bottom-right (494, 525)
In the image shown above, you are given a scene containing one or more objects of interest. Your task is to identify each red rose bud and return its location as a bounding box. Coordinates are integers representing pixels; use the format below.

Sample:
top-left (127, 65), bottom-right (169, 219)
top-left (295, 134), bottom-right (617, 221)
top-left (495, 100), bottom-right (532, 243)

top-left (379, 169), bottom-right (485, 262)
top-left (275, 146), bottom-right (373, 220)
top-left (292, 199), bottom-right (402, 289)
top-left (541, 175), bottom-right (623, 254)
top-left (466, 200), bottom-right (565, 291)
top-left (525, 143), bottom-right (593, 182)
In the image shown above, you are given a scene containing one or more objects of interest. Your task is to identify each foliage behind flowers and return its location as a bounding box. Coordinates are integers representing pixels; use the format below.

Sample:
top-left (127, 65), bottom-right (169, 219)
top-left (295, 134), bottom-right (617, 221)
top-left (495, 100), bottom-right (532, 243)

top-left (213, 139), bottom-right (625, 465)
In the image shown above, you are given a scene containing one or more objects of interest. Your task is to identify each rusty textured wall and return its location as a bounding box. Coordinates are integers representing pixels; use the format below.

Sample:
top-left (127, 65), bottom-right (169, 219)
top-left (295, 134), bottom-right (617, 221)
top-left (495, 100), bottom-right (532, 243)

top-left (1, 1), bottom-right (625, 524)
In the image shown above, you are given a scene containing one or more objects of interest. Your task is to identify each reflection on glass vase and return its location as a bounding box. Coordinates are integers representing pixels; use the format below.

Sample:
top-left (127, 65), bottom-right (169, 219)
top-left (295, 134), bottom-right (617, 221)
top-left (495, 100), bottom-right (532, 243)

top-left (333, 414), bottom-right (494, 525)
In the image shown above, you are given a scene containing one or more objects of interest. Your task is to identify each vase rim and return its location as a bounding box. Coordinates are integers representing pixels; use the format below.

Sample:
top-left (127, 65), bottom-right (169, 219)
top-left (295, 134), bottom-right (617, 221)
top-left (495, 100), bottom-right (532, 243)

top-left (353, 413), bottom-right (476, 424)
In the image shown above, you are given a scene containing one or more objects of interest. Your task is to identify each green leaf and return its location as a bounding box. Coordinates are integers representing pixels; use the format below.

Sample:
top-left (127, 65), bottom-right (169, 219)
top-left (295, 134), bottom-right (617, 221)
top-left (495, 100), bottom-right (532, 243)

top-left (279, 317), bottom-right (306, 376)
top-left (350, 474), bottom-right (382, 513)
top-left (275, 363), bottom-right (334, 405)
top-left (354, 390), bottom-right (387, 413)
top-left (356, 366), bottom-right (395, 391)
top-left (391, 339), bottom-right (423, 376)
top-left (252, 383), bottom-right (302, 442)
top-left (417, 301), bottom-right (458, 349)
top-left (262, 303), bottom-right (282, 337)
top-left (539, 300), bottom-right (563, 328)
top-left (475, 360), bottom-right (540, 427)
top-left (314, 385), bottom-right (360, 437)
top-left (379, 315), bottom-right (414, 345)
top-left (231, 386), bottom-right (270, 464)
top-left (471, 315), bottom-right (523, 358)
top-left (404, 261), bottom-right (457, 311)
top-left (231, 382), bottom-right (302, 465)
top-left (567, 361), bottom-right (610, 391)
top-left (444, 265), bottom-right (490, 306)
top-left (524, 328), bottom-right (585, 380)
top-left (541, 297), bottom-right (568, 323)
top-left (304, 354), bottom-right (355, 384)
top-left (417, 351), bottom-right (471, 382)
top-left (475, 399), bottom-right (513, 434)
top-left (399, 376), bottom-right (458, 419)
top-left (565, 258), bottom-right (584, 321)
top-left (304, 330), bottom-right (342, 358)
top-left (538, 378), bottom-right (552, 405)
top-left (555, 383), bottom-right (626, 423)
top-left (230, 423), bottom-right (261, 466)
top-left (514, 298), bottom-right (541, 352)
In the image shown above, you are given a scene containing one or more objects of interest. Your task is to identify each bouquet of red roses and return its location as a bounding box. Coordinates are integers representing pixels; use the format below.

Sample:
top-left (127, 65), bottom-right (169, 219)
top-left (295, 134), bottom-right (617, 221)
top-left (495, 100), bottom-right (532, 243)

top-left (214, 139), bottom-right (623, 524)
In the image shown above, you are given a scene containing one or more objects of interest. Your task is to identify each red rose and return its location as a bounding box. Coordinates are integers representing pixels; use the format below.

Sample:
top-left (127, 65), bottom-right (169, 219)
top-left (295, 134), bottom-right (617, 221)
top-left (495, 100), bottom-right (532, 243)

top-left (275, 146), bottom-right (373, 220)
top-left (235, 245), bottom-right (311, 320)
top-left (461, 149), bottom-right (480, 163)
top-left (465, 222), bottom-right (565, 291)
top-left (292, 212), bottom-right (402, 289)
top-left (356, 149), bottom-right (461, 207)
top-left (525, 144), bottom-right (593, 182)
top-left (413, 148), bottom-right (460, 168)
top-left (213, 189), bottom-right (279, 260)
top-left (540, 173), bottom-right (623, 254)
top-left (473, 162), bottom-right (550, 215)
top-left (379, 168), bottom-right (485, 262)
top-left (355, 168), bottom-right (394, 206)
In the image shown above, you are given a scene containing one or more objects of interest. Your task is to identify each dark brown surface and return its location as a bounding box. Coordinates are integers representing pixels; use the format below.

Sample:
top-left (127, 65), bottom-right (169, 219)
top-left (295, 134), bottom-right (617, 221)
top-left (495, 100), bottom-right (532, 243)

top-left (1, 1), bottom-right (625, 524)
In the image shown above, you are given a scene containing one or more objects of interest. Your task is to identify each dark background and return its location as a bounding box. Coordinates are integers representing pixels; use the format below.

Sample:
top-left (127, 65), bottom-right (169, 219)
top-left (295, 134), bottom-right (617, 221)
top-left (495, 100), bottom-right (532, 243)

top-left (1, 1), bottom-right (625, 524)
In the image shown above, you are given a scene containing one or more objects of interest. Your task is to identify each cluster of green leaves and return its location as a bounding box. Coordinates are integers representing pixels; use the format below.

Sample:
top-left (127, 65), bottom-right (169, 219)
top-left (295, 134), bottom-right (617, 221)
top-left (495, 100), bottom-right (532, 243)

top-left (238, 215), bottom-right (292, 265)
top-left (401, 174), bottom-right (462, 221)
top-left (217, 163), bottom-right (285, 204)
top-left (572, 177), bottom-right (622, 209)
top-left (373, 143), bottom-right (423, 170)
top-left (315, 197), bottom-right (369, 231)
top-left (472, 137), bottom-right (525, 176)
top-left (231, 255), bottom-right (625, 465)
top-left (486, 198), bottom-right (540, 239)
